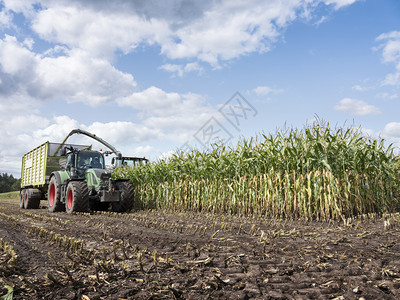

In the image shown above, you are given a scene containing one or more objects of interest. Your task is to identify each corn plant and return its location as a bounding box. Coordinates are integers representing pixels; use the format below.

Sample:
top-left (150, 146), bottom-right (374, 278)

top-left (114, 121), bottom-right (400, 220)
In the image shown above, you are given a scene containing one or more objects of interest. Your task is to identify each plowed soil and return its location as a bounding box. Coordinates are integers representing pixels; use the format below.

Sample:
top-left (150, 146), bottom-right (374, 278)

top-left (1, 197), bottom-right (400, 299)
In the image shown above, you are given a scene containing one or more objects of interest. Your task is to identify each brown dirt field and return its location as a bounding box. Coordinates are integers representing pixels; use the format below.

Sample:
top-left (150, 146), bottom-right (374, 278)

top-left (1, 198), bottom-right (400, 299)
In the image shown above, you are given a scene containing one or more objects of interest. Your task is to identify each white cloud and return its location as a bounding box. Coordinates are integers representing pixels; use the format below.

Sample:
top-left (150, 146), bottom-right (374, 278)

top-left (2, 0), bottom-right (37, 16)
top-left (376, 31), bottom-right (400, 86)
top-left (376, 92), bottom-right (398, 100)
top-left (2, 0), bottom-right (361, 67)
top-left (37, 49), bottom-right (137, 105)
top-left (160, 62), bottom-right (203, 77)
top-left (334, 98), bottom-right (381, 115)
top-left (84, 121), bottom-right (163, 145)
top-left (352, 84), bottom-right (367, 92)
top-left (0, 35), bottom-right (36, 75)
top-left (0, 35), bottom-right (137, 106)
top-left (0, 8), bottom-right (13, 28)
top-left (382, 123), bottom-right (400, 145)
top-left (118, 86), bottom-right (215, 141)
top-left (252, 86), bottom-right (284, 96)
top-left (323, 0), bottom-right (359, 10)
top-left (118, 86), bottom-right (182, 114)
top-left (383, 72), bottom-right (400, 86)
top-left (117, 86), bottom-right (212, 116)
top-left (31, 4), bottom-right (171, 60)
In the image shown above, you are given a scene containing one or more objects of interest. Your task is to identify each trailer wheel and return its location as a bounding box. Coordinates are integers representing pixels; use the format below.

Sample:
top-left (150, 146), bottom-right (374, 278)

top-left (66, 181), bottom-right (90, 214)
top-left (25, 189), bottom-right (41, 209)
top-left (20, 190), bottom-right (26, 209)
top-left (111, 182), bottom-right (134, 213)
top-left (48, 176), bottom-right (64, 212)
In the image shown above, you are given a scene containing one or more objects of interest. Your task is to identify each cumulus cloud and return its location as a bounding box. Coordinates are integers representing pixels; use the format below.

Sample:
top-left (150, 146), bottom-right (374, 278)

top-left (0, 8), bottom-right (13, 28)
top-left (117, 86), bottom-right (213, 116)
top-left (0, 0), bottom-right (362, 108)
top-left (382, 122), bottom-right (400, 139)
top-left (2, 0), bottom-right (361, 67)
top-left (334, 98), bottom-right (381, 115)
top-left (160, 62), bottom-right (203, 77)
top-left (0, 35), bottom-right (137, 106)
top-left (323, 0), bottom-right (360, 10)
top-left (376, 92), bottom-right (398, 100)
top-left (376, 31), bottom-right (400, 86)
top-left (31, 4), bottom-right (171, 60)
top-left (84, 121), bottom-right (163, 145)
top-left (381, 122), bottom-right (400, 149)
top-left (252, 86), bottom-right (284, 96)
top-left (117, 86), bottom-right (215, 141)
top-left (352, 85), bottom-right (368, 92)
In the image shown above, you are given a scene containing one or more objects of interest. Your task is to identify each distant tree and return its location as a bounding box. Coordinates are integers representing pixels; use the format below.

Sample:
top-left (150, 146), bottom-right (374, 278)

top-left (0, 173), bottom-right (20, 193)
top-left (11, 179), bottom-right (21, 191)
top-left (0, 181), bottom-right (9, 193)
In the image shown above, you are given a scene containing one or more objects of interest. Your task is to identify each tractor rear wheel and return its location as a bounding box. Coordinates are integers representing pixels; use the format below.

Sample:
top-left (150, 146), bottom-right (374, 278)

top-left (24, 189), bottom-right (41, 209)
top-left (111, 181), bottom-right (134, 213)
top-left (48, 176), bottom-right (64, 212)
top-left (20, 190), bottom-right (25, 209)
top-left (66, 181), bottom-right (90, 214)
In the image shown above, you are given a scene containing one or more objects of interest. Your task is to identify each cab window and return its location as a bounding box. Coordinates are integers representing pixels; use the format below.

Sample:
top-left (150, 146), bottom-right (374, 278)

top-left (77, 152), bottom-right (104, 169)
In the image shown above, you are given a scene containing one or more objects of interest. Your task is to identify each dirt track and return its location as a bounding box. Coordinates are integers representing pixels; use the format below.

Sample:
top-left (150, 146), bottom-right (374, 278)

top-left (1, 198), bottom-right (400, 299)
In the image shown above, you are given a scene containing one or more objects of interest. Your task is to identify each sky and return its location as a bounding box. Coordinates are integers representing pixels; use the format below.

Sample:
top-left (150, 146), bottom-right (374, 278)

top-left (0, 0), bottom-right (399, 177)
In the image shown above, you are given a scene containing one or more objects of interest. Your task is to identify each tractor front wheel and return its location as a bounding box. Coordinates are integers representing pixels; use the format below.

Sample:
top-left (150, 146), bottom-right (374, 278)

top-left (111, 182), bottom-right (134, 213)
top-left (48, 176), bottom-right (64, 212)
top-left (66, 181), bottom-right (90, 214)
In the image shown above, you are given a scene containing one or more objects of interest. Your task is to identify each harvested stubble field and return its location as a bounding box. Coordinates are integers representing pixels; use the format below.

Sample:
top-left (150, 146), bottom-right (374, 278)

top-left (1, 198), bottom-right (400, 299)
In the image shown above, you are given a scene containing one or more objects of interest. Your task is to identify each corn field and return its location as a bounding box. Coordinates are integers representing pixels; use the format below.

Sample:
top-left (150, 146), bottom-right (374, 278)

top-left (114, 123), bottom-right (400, 220)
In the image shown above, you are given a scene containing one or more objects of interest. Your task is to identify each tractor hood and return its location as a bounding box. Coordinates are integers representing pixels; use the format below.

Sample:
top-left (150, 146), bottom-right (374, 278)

top-left (85, 168), bottom-right (113, 187)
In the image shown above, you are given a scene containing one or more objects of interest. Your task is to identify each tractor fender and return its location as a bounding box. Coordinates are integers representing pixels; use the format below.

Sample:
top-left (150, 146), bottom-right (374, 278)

top-left (50, 171), bottom-right (71, 203)
top-left (50, 171), bottom-right (62, 185)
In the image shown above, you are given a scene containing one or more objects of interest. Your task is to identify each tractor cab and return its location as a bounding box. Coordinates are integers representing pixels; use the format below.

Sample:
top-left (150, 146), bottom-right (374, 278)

top-left (76, 151), bottom-right (105, 170)
top-left (65, 149), bottom-right (106, 178)
top-left (120, 157), bottom-right (148, 167)
top-left (111, 156), bottom-right (148, 168)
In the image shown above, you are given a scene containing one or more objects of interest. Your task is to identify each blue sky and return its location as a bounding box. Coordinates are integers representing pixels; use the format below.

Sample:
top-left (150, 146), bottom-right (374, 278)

top-left (0, 0), bottom-right (399, 177)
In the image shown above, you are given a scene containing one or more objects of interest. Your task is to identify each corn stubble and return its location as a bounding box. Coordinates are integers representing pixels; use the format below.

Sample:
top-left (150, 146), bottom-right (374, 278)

top-left (114, 122), bottom-right (400, 220)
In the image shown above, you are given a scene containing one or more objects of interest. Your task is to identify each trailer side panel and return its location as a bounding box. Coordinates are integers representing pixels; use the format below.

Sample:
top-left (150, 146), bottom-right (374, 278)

top-left (21, 142), bottom-right (48, 188)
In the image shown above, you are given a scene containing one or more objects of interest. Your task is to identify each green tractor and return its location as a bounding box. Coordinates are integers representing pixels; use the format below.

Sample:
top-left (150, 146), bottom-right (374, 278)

top-left (48, 146), bottom-right (134, 213)
top-left (20, 129), bottom-right (135, 214)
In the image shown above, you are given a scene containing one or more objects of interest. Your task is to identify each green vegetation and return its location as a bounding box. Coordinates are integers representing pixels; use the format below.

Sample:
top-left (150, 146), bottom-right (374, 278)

top-left (114, 122), bottom-right (400, 220)
top-left (0, 173), bottom-right (20, 193)
top-left (0, 191), bottom-right (19, 199)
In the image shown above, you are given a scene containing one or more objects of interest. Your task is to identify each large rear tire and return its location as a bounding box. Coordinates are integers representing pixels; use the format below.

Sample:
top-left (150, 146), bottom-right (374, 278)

top-left (25, 189), bottom-right (41, 209)
top-left (20, 190), bottom-right (25, 209)
top-left (111, 182), bottom-right (134, 213)
top-left (48, 176), bottom-right (64, 212)
top-left (66, 181), bottom-right (90, 214)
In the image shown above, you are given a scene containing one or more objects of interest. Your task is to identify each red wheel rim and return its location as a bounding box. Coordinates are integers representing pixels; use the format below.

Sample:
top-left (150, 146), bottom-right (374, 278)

top-left (49, 183), bottom-right (55, 206)
top-left (67, 188), bottom-right (73, 210)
